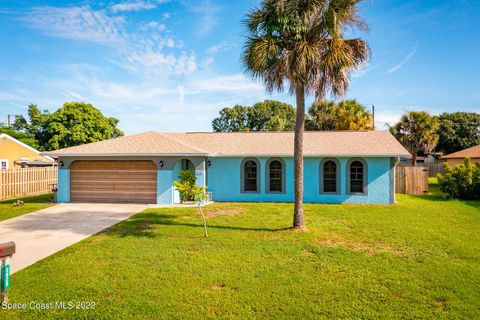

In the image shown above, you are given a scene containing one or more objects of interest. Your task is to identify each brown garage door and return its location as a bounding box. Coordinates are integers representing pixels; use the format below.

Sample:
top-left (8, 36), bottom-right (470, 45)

top-left (70, 161), bottom-right (157, 204)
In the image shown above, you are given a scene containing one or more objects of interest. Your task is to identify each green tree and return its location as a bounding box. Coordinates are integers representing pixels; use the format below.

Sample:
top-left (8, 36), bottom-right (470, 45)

top-left (212, 105), bottom-right (250, 132)
top-left (13, 102), bottom-right (124, 151)
top-left (437, 112), bottom-right (480, 154)
top-left (0, 125), bottom-right (40, 149)
top-left (305, 100), bottom-right (336, 130)
top-left (242, 0), bottom-right (370, 228)
top-left (306, 99), bottom-right (373, 130)
top-left (390, 111), bottom-right (439, 166)
top-left (334, 100), bottom-right (373, 130)
top-left (212, 100), bottom-right (296, 132)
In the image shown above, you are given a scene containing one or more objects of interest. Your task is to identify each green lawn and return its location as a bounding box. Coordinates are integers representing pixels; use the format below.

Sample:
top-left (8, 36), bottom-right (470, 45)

top-left (4, 188), bottom-right (480, 319)
top-left (0, 193), bottom-right (54, 222)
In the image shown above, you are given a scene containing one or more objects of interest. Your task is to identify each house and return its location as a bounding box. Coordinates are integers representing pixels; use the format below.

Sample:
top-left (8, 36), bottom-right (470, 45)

top-left (440, 145), bottom-right (480, 167)
top-left (0, 133), bottom-right (54, 169)
top-left (42, 131), bottom-right (409, 205)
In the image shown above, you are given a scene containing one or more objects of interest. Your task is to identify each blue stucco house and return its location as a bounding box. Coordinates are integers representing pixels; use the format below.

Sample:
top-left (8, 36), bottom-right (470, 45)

top-left (43, 131), bottom-right (409, 205)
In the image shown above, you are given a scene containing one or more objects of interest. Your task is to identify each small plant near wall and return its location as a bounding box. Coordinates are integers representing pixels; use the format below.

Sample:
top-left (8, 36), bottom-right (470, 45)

top-left (173, 170), bottom-right (197, 202)
top-left (173, 169), bottom-right (209, 237)
top-left (437, 158), bottom-right (480, 200)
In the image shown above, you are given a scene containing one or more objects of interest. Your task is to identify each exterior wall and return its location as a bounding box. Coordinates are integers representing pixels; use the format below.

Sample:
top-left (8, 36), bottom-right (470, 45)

top-left (445, 158), bottom-right (480, 167)
top-left (57, 156), bottom-right (206, 205)
top-left (55, 155), bottom-right (393, 205)
top-left (57, 168), bottom-right (70, 203)
top-left (207, 156), bottom-right (394, 204)
top-left (0, 135), bottom-right (51, 168)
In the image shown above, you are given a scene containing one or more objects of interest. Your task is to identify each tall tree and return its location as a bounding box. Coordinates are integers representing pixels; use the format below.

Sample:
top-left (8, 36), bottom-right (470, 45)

top-left (390, 111), bottom-right (439, 165)
top-left (305, 100), bottom-right (336, 130)
top-left (0, 125), bottom-right (40, 149)
top-left (13, 102), bottom-right (124, 151)
top-left (212, 100), bottom-right (296, 132)
top-left (306, 99), bottom-right (373, 130)
top-left (242, 0), bottom-right (370, 228)
top-left (437, 112), bottom-right (480, 154)
top-left (212, 105), bottom-right (250, 132)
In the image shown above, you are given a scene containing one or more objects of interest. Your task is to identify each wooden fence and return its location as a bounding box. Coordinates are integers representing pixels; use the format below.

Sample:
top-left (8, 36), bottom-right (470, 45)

top-left (395, 165), bottom-right (429, 195)
top-left (418, 162), bottom-right (445, 177)
top-left (0, 167), bottom-right (58, 200)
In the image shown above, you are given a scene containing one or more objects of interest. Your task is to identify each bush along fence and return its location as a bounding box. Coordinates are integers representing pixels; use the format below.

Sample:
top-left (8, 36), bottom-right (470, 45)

top-left (395, 165), bottom-right (429, 195)
top-left (0, 167), bottom-right (57, 200)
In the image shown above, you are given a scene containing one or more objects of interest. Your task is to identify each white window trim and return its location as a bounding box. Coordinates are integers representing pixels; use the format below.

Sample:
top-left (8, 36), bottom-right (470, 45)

top-left (0, 159), bottom-right (9, 170)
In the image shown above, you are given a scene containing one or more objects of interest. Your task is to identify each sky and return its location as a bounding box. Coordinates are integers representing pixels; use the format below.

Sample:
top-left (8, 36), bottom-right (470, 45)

top-left (0, 0), bottom-right (479, 134)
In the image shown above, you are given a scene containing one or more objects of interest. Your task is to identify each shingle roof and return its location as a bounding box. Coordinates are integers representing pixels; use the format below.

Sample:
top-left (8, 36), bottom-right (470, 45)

top-left (440, 145), bottom-right (480, 159)
top-left (42, 131), bottom-right (410, 157)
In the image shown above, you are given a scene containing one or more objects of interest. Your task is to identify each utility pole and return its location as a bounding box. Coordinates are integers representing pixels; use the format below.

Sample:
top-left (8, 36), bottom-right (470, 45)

top-left (372, 105), bottom-right (375, 130)
top-left (7, 114), bottom-right (20, 128)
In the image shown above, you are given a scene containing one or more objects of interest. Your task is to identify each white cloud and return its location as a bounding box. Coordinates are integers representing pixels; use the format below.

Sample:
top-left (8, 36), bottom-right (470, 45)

top-left (206, 42), bottom-right (233, 55)
top-left (128, 50), bottom-right (197, 76)
top-left (110, 0), bottom-right (169, 13)
top-left (184, 0), bottom-right (221, 36)
top-left (21, 6), bottom-right (125, 44)
top-left (141, 21), bottom-right (167, 31)
top-left (177, 85), bottom-right (185, 103)
top-left (189, 74), bottom-right (264, 93)
top-left (387, 47), bottom-right (417, 74)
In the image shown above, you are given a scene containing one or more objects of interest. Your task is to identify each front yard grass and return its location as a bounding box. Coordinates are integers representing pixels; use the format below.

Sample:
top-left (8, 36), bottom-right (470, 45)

top-left (4, 188), bottom-right (480, 319)
top-left (0, 193), bottom-right (54, 222)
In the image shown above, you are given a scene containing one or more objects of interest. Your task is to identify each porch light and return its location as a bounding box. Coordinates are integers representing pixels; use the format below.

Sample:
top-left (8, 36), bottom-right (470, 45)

top-left (159, 160), bottom-right (164, 168)
top-left (59, 161), bottom-right (64, 167)
top-left (208, 160), bottom-right (211, 167)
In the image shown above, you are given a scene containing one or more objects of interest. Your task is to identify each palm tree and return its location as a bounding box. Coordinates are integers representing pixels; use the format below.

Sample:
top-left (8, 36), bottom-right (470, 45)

top-left (306, 99), bottom-right (373, 131)
top-left (390, 111), bottom-right (440, 166)
top-left (334, 99), bottom-right (373, 130)
top-left (306, 99), bottom-right (336, 130)
top-left (242, 0), bottom-right (370, 228)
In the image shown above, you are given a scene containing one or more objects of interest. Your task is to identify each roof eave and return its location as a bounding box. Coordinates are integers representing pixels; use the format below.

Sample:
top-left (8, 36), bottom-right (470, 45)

top-left (41, 153), bottom-right (210, 157)
top-left (43, 152), bottom-right (410, 158)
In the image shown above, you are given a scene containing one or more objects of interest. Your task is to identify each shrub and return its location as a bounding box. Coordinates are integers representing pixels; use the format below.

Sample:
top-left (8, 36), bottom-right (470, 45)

top-left (173, 170), bottom-right (198, 202)
top-left (437, 158), bottom-right (480, 200)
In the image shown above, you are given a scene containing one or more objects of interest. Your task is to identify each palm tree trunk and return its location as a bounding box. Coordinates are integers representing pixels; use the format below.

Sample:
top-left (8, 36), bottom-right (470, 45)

top-left (293, 85), bottom-right (305, 228)
top-left (412, 150), bottom-right (417, 166)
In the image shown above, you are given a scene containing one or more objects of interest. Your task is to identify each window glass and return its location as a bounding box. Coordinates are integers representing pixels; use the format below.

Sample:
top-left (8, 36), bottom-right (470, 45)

top-left (323, 161), bottom-right (337, 193)
top-left (269, 160), bottom-right (283, 192)
top-left (350, 161), bottom-right (364, 193)
top-left (244, 160), bottom-right (258, 192)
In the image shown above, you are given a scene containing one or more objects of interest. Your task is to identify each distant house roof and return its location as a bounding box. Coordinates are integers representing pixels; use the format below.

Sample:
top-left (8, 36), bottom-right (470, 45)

top-left (441, 145), bottom-right (480, 159)
top-left (42, 131), bottom-right (410, 157)
top-left (0, 133), bottom-right (54, 162)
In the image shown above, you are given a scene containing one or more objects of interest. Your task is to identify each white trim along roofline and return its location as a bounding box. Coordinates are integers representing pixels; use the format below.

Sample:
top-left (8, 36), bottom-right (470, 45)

top-left (0, 133), bottom-right (55, 162)
top-left (41, 153), bottom-right (410, 158)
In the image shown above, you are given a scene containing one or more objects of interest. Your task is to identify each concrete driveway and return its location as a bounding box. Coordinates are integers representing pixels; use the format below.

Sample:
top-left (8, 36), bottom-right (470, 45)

top-left (0, 203), bottom-right (148, 274)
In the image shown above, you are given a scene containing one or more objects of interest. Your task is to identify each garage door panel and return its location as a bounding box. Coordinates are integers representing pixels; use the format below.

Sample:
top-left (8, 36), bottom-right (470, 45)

top-left (70, 173), bottom-right (156, 182)
top-left (71, 183), bottom-right (156, 191)
top-left (70, 161), bottom-right (157, 204)
top-left (71, 161), bottom-right (155, 170)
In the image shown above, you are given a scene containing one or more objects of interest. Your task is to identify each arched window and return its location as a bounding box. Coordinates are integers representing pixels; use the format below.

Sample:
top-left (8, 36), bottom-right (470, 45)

top-left (349, 160), bottom-right (365, 194)
top-left (267, 159), bottom-right (285, 193)
top-left (241, 158), bottom-right (260, 193)
top-left (323, 160), bottom-right (338, 193)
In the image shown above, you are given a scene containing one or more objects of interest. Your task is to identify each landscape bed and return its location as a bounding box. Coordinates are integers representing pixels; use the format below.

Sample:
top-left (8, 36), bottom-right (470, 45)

top-left (3, 183), bottom-right (480, 319)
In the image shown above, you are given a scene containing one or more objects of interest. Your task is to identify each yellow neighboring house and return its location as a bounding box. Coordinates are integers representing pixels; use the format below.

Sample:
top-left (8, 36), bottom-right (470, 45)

top-left (0, 133), bottom-right (54, 169)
